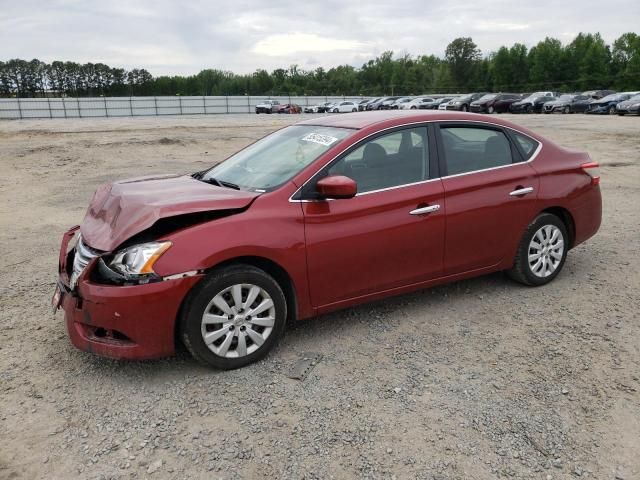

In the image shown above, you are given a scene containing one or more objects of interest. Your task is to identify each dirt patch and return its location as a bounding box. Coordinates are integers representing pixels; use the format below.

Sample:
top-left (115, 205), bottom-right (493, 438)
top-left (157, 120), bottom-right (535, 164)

top-left (0, 114), bottom-right (638, 480)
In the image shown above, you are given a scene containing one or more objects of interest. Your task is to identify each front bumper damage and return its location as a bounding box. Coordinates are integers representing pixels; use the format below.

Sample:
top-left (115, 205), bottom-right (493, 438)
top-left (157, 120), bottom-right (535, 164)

top-left (55, 227), bottom-right (203, 360)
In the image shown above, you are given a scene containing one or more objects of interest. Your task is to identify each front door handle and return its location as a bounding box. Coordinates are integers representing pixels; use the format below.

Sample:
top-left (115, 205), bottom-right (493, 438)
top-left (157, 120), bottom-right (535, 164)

top-left (410, 204), bottom-right (440, 215)
top-left (509, 186), bottom-right (534, 197)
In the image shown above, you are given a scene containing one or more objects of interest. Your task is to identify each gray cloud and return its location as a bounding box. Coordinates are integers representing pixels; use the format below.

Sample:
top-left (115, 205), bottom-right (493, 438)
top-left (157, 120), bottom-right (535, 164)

top-left (1, 0), bottom-right (638, 75)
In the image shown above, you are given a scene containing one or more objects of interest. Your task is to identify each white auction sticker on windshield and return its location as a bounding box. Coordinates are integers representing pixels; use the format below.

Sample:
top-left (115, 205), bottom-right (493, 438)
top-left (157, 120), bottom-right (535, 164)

top-left (301, 133), bottom-right (339, 147)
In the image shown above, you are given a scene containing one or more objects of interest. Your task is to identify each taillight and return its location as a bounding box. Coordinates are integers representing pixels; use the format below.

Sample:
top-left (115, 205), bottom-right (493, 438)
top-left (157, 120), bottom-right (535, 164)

top-left (581, 161), bottom-right (600, 186)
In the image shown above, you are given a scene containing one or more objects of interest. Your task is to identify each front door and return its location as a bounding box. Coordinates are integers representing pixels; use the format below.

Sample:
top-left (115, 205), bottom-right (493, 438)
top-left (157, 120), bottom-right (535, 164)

top-left (300, 126), bottom-right (446, 308)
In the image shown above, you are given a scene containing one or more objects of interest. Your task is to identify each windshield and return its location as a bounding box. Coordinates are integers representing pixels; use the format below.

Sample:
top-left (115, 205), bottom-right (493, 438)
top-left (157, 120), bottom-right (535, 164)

top-left (628, 94), bottom-right (640, 101)
top-left (477, 94), bottom-right (497, 102)
top-left (202, 125), bottom-right (351, 192)
top-left (454, 95), bottom-right (472, 102)
top-left (558, 95), bottom-right (575, 101)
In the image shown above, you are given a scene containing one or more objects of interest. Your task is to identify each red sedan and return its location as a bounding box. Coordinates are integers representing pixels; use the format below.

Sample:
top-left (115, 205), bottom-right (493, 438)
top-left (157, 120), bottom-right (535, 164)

top-left (54, 111), bottom-right (602, 369)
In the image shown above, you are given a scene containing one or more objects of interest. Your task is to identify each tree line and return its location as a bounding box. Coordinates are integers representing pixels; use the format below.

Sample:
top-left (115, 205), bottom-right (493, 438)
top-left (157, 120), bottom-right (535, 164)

top-left (2, 32), bottom-right (639, 98)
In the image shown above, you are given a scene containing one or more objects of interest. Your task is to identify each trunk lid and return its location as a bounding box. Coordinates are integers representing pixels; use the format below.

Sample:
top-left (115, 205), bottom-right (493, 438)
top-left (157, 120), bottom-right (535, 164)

top-left (80, 174), bottom-right (260, 251)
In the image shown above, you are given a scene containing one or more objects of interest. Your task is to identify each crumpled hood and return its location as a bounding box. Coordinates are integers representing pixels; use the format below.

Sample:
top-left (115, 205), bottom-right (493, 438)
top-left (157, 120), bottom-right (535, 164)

top-left (80, 174), bottom-right (260, 251)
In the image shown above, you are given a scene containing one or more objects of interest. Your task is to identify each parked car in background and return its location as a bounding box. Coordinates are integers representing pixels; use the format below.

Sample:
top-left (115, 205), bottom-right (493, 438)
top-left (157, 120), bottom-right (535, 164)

top-left (586, 93), bottom-right (632, 114)
top-left (401, 97), bottom-right (435, 109)
top-left (615, 94), bottom-right (640, 115)
top-left (380, 97), bottom-right (402, 109)
top-left (492, 94), bottom-right (526, 113)
top-left (542, 94), bottom-right (592, 114)
top-left (366, 97), bottom-right (390, 110)
top-left (444, 93), bottom-right (488, 112)
top-left (277, 104), bottom-right (301, 114)
top-left (470, 93), bottom-right (521, 113)
top-left (390, 97), bottom-right (413, 109)
top-left (54, 110), bottom-right (602, 369)
top-left (255, 100), bottom-right (280, 114)
top-left (331, 101), bottom-right (359, 113)
top-left (357, 99), bottom-right (371, 111)
top-left (511, 94), bottom-right (558, 114)
top-left (582, 90), bottom-right (616, 100)
top-left (315, 102), bottom-right (334, 113)
top-left (424, 97), bottom-right (453, 110)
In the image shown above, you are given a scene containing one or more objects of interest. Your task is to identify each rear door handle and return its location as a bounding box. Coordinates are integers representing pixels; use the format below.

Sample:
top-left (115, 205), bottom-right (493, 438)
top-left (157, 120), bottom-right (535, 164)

top-left (509, 187), bottom-right (534, 196)
top-left (410, 204), bottom-right (440, 215)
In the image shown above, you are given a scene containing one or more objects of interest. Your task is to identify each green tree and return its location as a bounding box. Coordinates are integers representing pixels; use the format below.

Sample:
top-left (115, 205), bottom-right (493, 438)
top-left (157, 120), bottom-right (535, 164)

top-left (445, 37), bottom-right (481, 90)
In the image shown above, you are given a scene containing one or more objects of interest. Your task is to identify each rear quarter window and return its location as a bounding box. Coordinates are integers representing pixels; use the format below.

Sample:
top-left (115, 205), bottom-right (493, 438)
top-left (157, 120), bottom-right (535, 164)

top-left (510, 131), bottom-right (540, 160)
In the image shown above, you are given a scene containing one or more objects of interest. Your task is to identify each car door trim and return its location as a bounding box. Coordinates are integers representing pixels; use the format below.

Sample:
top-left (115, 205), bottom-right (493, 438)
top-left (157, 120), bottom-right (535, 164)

top-left (288, 119), bottom-right (542, 203)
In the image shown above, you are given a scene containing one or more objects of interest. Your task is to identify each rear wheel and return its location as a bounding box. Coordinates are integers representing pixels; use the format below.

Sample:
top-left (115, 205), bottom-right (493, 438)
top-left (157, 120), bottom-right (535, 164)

top-left (508, 213), bottom-right (568, 286)
top-left (608, 105), bottom-right (616, 115)
top-left (461, 104), bottom-right (468, 112)
top-left (180, 265), bottom-right (287, 369)
top-left (488, 106), bottom-right (494, 114)
top-left (352, 108), bottom-right (357, 112)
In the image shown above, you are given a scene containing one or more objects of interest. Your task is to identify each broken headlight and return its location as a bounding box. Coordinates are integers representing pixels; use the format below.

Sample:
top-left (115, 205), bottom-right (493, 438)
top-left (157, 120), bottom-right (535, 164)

top-left (109, 241), bottom-right (172, 277)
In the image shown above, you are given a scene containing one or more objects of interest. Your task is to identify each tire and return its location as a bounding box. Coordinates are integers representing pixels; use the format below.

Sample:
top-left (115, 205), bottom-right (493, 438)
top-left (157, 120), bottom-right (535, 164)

top-left (507, 213), bottom-right (569, 287)
top-left (352, 108), bottom-right (357, 112)
top-left (267, 109), bottom-right (272, 114)
top-left (180, 265), bottom-right (287, 369)
top-left (411, 106), bottom-right (417, 110)
top-left (525, 105), bottom-right (533, 113)
top-left (488, 106), bottom-right (494, 114)
top-left (563, 106), bottom-right (570, 114)
top-left (461, 104), bottom-right (468, 112)
top-left (333, 108), bottom-right (338, 113)
top-left (608, 105), bottom-right (616, 115)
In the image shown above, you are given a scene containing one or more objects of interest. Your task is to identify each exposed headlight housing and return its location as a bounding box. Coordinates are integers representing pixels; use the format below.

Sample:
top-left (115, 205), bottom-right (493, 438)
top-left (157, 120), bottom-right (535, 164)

top-left (110, 241), bottom-right (172, 277)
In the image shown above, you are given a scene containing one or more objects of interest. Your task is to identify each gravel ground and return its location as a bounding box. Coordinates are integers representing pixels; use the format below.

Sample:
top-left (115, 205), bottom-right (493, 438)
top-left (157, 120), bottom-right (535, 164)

top-left (0, 113), bottom-right (638, 480)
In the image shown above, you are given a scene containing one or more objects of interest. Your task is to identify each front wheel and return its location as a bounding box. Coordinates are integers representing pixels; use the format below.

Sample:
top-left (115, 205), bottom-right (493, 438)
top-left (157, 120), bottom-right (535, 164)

top-left (488, 106), bottom-right (494, 114)
top-left (508, 213), bottom-right (568, 286)
top-left (352, 108), bottom-right (357, 112)
top-left (608, 105), bottom-right (616, 115)
top-left (333, 108), bottom-right (339, 113)
top-left (180, 265), bottom-right (287, 369)
top-left (461, 104), bottom-right (468, 112)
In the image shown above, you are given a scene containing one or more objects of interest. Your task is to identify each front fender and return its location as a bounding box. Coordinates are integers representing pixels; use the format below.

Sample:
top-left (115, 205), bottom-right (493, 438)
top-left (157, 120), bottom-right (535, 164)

top-left (152, 198), bottom-right (313, 319)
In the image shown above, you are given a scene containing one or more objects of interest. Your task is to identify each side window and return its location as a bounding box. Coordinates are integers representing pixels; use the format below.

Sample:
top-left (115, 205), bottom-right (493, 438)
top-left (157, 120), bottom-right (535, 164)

top-left (440, 127), bottom-right (513, 176)
top-left (328, 127), bottom-right (429, 194)
top-left (510, 131), bottom-right (539, 160)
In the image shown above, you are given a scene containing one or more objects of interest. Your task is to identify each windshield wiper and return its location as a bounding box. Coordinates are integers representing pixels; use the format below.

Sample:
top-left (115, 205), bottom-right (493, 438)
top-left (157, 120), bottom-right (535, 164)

top-left (200, 176), bottom-right (241, 190)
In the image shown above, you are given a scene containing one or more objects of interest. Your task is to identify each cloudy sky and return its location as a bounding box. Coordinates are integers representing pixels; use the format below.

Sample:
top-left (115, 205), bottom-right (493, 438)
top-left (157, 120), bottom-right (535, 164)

top-left (1, 0), bottom-right (638, 76)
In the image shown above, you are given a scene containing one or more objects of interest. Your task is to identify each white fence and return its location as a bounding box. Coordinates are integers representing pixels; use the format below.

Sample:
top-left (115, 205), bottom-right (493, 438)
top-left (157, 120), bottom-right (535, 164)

top-left (0, 96), bottom-right (367, 119)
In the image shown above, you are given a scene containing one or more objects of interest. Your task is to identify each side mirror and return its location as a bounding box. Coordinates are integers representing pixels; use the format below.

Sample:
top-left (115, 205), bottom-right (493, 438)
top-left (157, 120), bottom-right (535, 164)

top-left (316, 175), bottom-right (357, 199)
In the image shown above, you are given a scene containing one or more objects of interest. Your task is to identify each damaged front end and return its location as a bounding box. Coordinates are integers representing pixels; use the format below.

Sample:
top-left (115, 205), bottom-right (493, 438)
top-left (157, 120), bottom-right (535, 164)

top-left (56, 225), bottom-right (204, 360)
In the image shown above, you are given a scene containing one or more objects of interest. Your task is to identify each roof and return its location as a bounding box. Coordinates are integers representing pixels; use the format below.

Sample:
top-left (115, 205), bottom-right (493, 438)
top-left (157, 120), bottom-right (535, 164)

top-left (296, 109), bottom-right (529, 132)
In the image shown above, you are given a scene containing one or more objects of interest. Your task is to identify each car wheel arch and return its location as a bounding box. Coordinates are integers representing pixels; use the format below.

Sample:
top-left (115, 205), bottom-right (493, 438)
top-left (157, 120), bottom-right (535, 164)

top-left (203, 256), bottom-right (298, 325)
top-left (539, 207), bottom-right (576, 249)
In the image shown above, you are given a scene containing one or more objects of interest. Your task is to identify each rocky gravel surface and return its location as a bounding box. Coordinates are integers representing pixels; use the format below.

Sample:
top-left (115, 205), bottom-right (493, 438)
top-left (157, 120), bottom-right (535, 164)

top-left (0, 113), bottom-right (638, 479)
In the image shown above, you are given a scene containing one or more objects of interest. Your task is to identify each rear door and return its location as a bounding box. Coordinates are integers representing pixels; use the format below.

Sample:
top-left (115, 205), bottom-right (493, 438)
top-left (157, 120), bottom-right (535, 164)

top-left (436, 122), bottom-right (540, 275)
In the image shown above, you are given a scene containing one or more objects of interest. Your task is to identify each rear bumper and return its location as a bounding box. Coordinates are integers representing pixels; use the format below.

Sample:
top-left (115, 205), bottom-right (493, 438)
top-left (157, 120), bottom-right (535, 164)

top-left (571, 185), bottom-right (602, 247)
top-left (56, 228), bottom-right (202, 360)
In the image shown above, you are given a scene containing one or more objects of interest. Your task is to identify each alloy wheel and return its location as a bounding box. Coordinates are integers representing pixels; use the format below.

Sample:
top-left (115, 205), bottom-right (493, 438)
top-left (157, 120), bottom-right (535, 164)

top-left (200, 284), bottom-right (275, 358)
top-left (528, 225), bottom-right (565, 278)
